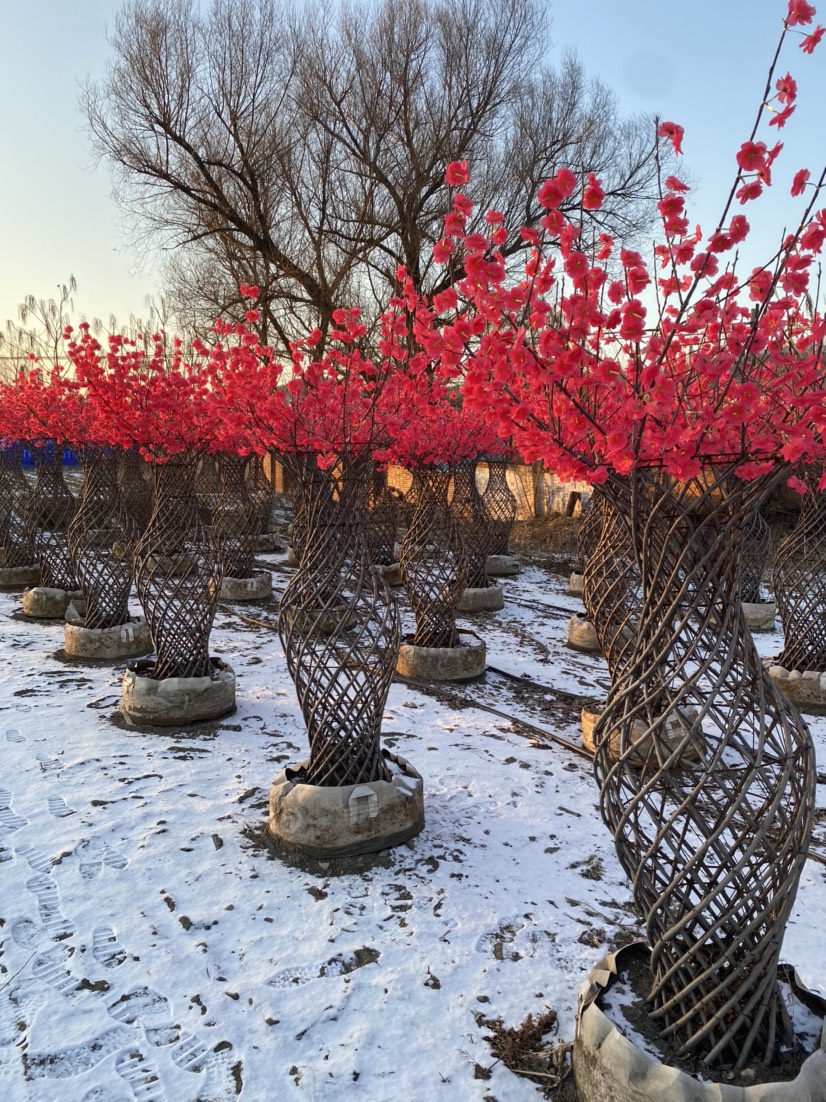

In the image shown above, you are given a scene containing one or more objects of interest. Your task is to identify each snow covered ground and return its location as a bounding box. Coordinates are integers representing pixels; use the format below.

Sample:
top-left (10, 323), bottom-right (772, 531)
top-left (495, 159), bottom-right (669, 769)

top-left (1, 554), bottom-right (824, 1102)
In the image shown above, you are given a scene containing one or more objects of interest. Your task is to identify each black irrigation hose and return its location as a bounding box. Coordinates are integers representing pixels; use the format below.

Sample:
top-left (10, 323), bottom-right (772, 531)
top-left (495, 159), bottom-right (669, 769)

top-left (392, 671), bottom-right (594, 761)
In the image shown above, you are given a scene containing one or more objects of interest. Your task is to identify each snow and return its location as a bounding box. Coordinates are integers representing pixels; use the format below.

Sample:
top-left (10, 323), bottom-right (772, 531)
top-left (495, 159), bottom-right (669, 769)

top-left (0, 553), bottom-right (824, 1102)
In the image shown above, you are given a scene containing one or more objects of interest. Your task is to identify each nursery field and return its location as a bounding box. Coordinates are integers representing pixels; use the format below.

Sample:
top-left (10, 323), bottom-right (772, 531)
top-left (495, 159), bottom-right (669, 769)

top-left (1, 547), bottom-right (825, 1102)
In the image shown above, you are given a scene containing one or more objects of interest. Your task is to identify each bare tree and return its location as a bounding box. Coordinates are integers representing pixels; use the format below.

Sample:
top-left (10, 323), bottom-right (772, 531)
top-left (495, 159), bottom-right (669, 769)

top-left (84, 0), bottom-right (666, 352)
top-left (0, 277), bottom-right (82, 379)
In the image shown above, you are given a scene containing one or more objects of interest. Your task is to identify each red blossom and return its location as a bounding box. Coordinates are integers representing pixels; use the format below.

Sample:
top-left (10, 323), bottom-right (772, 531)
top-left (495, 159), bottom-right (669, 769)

top-left (736, 180), bottom-right (763, 204)
top-left (776, 71), bottom-right (798, 104)
top-left (736, 140), bottom-right (768, 172)
top-left (665, 175), bottom-right (690, 192)
top-left (800, 25), bottom-right (825, 50)
top-left (658, 121), bottom-right (684, 155)
top-left (792, 168), bottom-right (811, 195)
top-left (787, 0), bottom-right (816, 25)
top-left (444, 160), bottom-right (470, 186)
top-left (582, 172), bottom-right (605, 211)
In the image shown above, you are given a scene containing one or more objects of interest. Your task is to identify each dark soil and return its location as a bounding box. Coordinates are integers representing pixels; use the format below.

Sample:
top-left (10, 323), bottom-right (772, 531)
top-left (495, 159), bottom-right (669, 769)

top-left (604, 942), bottom-right (822, 1088)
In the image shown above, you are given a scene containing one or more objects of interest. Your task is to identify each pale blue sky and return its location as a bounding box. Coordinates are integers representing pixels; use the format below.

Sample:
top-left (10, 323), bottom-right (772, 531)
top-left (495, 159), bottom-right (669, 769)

top-left (1, 0), bottom-right (823, 332)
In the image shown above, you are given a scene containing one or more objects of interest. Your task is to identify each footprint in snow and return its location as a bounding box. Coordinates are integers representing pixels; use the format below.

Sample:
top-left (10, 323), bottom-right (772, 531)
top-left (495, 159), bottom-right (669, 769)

top-left (92, 925), bottom-right (127, 969)
top-left (31, 944), bottom-right (82, 1000)
top-left (5, 728), bottom-right (25, 743)
top-left (36, 753), bottom-right (61, 774)
top-left (75, 838), bottom-right (128, 880)
top-left (475, 915), bottom-right (527, 960)
top-left (25, 1024), bottom-right (134, 1080)
top-left (11, 916), bottom-right (45, 950)
top-left (107, 986), bottom-right (178, 1047)
top-left (16, 844), bottom-right (52, 874)
top-left (48, 795), bottom-right (76, 818)
top-left (26, 872), bottom-right (74, 940)
top-left (171, 1033), bottom-right (240, 1101)
top-left (0, 789), bottom-right (28, 834)
top-left (115, 1048), bottom-right (166, 1102)
top-left (267, 947), bottom-right (380, 989)
top-left (0, 978), bottom-right (47, 1046)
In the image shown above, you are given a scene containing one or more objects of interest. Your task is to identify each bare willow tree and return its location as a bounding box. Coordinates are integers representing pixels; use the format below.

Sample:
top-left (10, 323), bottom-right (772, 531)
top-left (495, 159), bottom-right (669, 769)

top-left (0, 278), bottom-right (78, 380)
top-left (84, 0), bottom-right (665, 351)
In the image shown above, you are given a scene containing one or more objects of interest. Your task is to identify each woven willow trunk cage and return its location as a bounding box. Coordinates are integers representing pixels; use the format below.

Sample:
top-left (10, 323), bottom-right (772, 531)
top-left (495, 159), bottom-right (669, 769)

top-left (451, 460), bottom-right (495, 589)
top-left (117, 448), bottom-right (154, 533)
top-left (133, 456), bottom-right (222, 680)
top-left (741, 507), bottom-right (772, 604)
top-left (400, 468), bottom-right (469, 649)
top-left (67, 450), bottom-right (136, 629)
top-left (592, 468), bottom-right (816, 1069)
top-left (287, 453), bottom-right (332, 567)
top-left (773, 485), bottom-right (826, 671)
top-left (0, 443), bottom-right (36, 569)
top-left (277, 452), bottom-right (400, 787)
top-left (582, 487), bottom-right (640, 680)
top-left (247, 452), bottom-right (276, 535)
top-left (481, 458), bottom-right (516, 556)
top-left (27, 446), bottom-right (78, 590)
top-left (213, 455), bottom-right (260, 581)
top-left (364, 463), bottom-right (398, 568)
top-left (577, 489), bottom-right (606, 573)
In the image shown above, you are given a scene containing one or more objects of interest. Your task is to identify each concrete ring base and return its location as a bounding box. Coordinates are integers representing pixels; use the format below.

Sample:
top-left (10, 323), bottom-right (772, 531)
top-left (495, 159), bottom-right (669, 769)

top-left (121, 657), bottom-right (236, 725)
top-left (64, 617), bottom-right (153, 660)
top-left (220, 571), bottom-right (273, 601)
top-left (22, 587), bottom-right (82, 619)
top-left (743, 600), bottom-right (776, 632)
top-left (377, 562), bottom-right (402, 587)
top-left (567, 613), bottom-right (601, 652)
top-left (581, 705), bottom-right (704, 767)
top-left (0, 563), bottom-right (41, 588)
top-left (574, 943), bottom-right (826, 1102)
top-left (284, 547), bottom-right (299, 567)
top-left (767, 663), bottom-right (826, 714)
top-left (457, 584), bottom-right (504, 612)
top-left (485, 554), bottom-right (521, 576)
top-left (256, 533), bottom-right (283, 553)
top-left (396, 632), bottom-right (486, 681)
top-left (568, 572), bottom-right (584, 597)
top-left (268, 750), bottom-right (424, 859)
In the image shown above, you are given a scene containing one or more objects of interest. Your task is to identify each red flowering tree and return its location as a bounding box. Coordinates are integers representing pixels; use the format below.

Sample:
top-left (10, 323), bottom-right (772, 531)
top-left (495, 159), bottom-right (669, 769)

top-left (66, 326), bottom-right (227, 682)
top-left (398, 1), bottom-right (826, 1070)
top-left (0, 368), bottom-right (79, 591)
top-left (209, 295), bottom-right (416, 789)
top-left (382, 396), bottom-right (505, 646)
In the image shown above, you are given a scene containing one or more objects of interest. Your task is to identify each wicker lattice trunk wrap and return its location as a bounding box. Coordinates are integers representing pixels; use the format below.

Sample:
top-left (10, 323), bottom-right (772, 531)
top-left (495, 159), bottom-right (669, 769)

top-left (741, 507), bottom-right (772, 604)
top-left (0, 443), bottom-right (35, 568)
top-left (451, 461), bottom-right (494, 589)
top-left (400, 468), bottom-right (469, 649)
top-left (277, 453), bottom-right (400, 787)
top-left (133, 457), bottom-right (222, 680)
top-left (593, 469), bottom-right (816, 1069)
top-left (27, 447), bottom-right (78, 590)
top-left (213, 455), bottom-right (259, 580)
top-left (288, 453), bottom-right (331, 567)
top-left (364, 464), bottom-right (398, 567)
top-left (195, 454), bottom-right (223, 527)
top-left (247, 452), bottom-right (275, 535)
top-left (577, 489), bottom-right (606, 573)
top-left (481, 458), bottom-right (516, 556)
top-left (582, 488), bottom-right (640, 681)
top-left (117, 448), bottom-right (154, 533)
top-left (773, 487), bottom-right (826, 671)
top-left (68, 450), bottom-right (137, 629)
